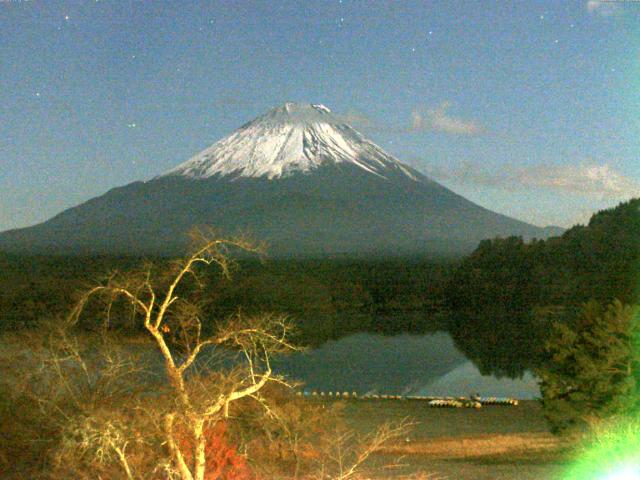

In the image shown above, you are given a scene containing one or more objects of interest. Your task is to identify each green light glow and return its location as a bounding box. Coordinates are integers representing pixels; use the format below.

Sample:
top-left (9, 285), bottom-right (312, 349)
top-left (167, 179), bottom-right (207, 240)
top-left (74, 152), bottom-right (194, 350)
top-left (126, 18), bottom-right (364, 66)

top-left (563, 420), bottom-right (640, 480)
top-left (602, 465), bottom-right (640, 480)
top-left (562, 299), bottom-right (640, 480)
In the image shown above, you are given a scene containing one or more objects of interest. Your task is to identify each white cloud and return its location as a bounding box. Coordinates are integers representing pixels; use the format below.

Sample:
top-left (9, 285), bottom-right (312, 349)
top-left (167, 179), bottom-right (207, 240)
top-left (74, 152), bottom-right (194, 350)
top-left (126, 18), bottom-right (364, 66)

top-left (335, 110), bottom-right (411, 134)
top-left (336, 110), bottom-right (377, 130)
top-left (426, 162), bottom-right (640, 200)
top-left (413, 102), bottom-right (484, 136)
top-left (519, 164), bottom-right (638, 198)
top-left (586, 1), bottom-right (619, 17)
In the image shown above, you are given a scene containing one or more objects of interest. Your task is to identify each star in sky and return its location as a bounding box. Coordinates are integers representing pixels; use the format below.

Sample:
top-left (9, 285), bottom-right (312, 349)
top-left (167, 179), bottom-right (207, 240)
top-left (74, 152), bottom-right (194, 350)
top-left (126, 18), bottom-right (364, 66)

top-left (0, 0), bottom-right (637, 232)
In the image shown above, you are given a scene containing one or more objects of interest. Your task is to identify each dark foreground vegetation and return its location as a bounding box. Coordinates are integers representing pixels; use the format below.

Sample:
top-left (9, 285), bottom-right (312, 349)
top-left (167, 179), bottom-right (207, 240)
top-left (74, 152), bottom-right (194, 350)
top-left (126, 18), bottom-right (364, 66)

top-left (0, 253), bottom-right (451, 344)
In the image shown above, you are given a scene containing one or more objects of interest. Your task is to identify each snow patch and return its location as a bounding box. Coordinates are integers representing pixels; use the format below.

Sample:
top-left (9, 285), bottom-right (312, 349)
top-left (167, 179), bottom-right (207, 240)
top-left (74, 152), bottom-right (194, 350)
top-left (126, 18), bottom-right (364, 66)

top-left (162, 103), bottom-right (419, 181)
top-left (312, 104), bottom-right (331, 114)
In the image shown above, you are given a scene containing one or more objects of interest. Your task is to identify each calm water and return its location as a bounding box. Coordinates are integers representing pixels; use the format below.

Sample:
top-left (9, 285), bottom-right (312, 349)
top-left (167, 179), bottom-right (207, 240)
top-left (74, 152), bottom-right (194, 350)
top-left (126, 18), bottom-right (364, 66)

top-left (275, 331), bottom-right (541, 399)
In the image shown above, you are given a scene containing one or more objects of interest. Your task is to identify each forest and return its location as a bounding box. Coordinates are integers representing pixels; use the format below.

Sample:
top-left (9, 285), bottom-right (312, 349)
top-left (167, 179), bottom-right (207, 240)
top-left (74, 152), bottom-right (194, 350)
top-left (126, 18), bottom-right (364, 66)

top-left (1, 199), bottom-right (639, 378)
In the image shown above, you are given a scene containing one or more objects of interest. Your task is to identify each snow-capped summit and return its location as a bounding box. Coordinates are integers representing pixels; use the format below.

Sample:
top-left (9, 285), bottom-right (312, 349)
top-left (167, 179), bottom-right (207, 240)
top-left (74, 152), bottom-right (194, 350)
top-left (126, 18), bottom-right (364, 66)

top-left (163, 102), bottom-right (418, 181)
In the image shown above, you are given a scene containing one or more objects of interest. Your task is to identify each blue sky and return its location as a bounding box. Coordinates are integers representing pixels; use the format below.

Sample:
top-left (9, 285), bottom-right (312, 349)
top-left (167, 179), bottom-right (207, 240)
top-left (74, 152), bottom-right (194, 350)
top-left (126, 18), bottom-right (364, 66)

top-left (1, 0), bottom-right (639, 231)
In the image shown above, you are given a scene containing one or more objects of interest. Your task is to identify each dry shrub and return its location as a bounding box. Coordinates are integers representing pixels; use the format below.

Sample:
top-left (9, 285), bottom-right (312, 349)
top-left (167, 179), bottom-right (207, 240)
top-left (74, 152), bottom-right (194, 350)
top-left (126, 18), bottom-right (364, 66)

top-left (230, 384), bottom-right (347, 478)
top-left (49, 404), bottom-right (164, 480)
top-left (230, 384), bottom-right (411, 480)
top-left (174, 421), bottom-right (255, 480)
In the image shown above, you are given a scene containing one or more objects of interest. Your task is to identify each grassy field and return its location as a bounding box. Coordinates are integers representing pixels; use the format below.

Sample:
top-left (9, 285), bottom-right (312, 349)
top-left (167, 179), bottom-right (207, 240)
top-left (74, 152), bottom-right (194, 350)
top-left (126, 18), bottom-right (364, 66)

top-left (338, 399), bottom-right (571, 480)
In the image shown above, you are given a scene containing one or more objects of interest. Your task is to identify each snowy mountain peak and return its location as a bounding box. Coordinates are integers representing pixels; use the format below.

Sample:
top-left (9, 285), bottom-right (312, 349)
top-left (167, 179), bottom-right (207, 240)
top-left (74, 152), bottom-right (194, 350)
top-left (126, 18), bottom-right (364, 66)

top-left (276, 102), bottom-right (332, 115)
top-left (163, 103), bottom-right (420, 181)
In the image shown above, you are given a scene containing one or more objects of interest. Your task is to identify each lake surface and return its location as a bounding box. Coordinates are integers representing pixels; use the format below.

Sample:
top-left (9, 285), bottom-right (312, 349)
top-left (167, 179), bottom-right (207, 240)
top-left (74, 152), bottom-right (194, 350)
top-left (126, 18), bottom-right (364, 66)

top-left (275, 331), bottom-right (541, 399)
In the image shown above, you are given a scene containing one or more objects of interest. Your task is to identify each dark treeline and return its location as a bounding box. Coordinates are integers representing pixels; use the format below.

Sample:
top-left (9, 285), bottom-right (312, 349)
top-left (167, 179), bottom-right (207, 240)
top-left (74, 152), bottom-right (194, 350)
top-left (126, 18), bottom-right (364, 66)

top-left (2, 199), bottom-right (638, 378)
top-left (0, 253), bottom-right (452, 346)
top-left (0, 254), bottom-right (144, 329)
top-left (445, 198), bottom-right (640, 377)
top-left (207, 257), bottom-right (454, 345)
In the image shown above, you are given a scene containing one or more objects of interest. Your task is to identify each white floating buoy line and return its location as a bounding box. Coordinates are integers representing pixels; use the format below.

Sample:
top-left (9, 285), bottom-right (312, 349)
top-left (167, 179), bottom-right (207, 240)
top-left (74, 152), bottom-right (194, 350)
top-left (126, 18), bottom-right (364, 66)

top-left (297, 390), bottom-right (519, 408)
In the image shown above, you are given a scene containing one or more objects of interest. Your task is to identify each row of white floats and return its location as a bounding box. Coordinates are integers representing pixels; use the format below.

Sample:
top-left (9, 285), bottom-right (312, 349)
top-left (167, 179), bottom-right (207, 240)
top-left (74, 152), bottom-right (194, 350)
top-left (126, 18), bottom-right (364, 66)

top-left (295, 391), bottom-right (519, 408)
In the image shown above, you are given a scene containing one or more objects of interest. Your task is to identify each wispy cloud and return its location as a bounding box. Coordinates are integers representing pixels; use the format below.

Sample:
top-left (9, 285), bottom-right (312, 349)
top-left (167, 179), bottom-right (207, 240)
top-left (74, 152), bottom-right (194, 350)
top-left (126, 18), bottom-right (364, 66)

top-left (426, 161), bottom-right (639, 200)
top-left (518, 164), bottom-right (638, 198)
top-left (336, 110), bottom-right (378, 130)
top-left (335, 110), bottom-right (411, 134)
top-left (412, 102), bottom-right (484, 136)
top-left (586, 1), bottom-right (619, 17)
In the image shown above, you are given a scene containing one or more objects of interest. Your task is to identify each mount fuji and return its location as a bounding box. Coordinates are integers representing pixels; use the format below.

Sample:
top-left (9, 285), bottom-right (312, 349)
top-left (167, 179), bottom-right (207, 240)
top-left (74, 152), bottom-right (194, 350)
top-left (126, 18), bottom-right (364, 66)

top-left (0, 103), bottom-right (560, 257)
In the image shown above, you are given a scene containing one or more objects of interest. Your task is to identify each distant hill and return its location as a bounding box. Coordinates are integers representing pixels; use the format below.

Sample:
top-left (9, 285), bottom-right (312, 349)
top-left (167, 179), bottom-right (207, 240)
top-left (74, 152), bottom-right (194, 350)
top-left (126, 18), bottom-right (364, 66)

top-left (0, 103), bottom-right (558, 257)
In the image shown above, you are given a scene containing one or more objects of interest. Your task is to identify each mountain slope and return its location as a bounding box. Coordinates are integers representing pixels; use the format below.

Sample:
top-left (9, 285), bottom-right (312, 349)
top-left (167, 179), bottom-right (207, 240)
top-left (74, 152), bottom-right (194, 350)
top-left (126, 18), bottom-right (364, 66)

top-left (0, 103), bottom-right (558, 257)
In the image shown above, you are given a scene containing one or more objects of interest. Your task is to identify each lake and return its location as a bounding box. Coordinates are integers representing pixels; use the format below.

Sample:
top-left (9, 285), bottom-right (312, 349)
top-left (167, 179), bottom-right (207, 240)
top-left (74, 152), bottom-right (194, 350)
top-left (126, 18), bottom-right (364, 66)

top-left (275, 331), bottom-right (541, 399)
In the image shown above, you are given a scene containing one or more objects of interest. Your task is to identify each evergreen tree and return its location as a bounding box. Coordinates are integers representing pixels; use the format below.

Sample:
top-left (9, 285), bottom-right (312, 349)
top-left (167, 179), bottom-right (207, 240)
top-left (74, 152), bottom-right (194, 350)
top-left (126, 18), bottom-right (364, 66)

top-left (537, 300), bottom-right (640, 434)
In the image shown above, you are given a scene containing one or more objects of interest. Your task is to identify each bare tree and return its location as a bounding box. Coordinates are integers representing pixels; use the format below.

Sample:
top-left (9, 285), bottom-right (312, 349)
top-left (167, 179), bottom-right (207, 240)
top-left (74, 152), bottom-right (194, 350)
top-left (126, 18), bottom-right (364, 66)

top-left (69, 229), bottom-right (298, 480)
top-left (2, 229), bottom-right (418, 480)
